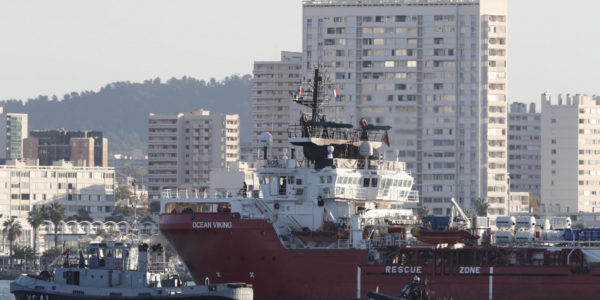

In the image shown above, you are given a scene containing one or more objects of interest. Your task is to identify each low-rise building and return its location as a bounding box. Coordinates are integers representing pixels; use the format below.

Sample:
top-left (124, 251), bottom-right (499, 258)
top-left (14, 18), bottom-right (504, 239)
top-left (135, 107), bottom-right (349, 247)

top-left (0, 159), bottom-right (115, 254)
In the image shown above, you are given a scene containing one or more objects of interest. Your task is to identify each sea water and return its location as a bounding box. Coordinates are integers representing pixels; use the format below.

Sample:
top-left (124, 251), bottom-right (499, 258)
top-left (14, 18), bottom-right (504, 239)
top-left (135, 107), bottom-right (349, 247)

top-left (0, 281), bottom-right (15, 300)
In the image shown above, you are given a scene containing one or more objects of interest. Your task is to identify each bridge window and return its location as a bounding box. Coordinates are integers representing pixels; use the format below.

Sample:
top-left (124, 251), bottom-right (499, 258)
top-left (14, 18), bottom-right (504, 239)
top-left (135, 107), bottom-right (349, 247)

top-left (165, 202), bottom-right (230, 214)
top-left (363, 178), bottom-right (370, 187)
top-left (371, 178), bottom-right (378, 187)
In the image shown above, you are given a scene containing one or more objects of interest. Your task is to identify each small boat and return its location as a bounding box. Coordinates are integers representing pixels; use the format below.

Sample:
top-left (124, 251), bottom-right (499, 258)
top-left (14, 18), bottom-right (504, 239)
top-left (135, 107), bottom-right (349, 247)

top-left (291, 221), bottom-right (348, 243)
top-left (367, 276), bottom-right (430, 300)
top-left (411, 227), bottom-right (477, 244)
top-left (10, 242), bottom-right (253, 300)
top-left (411, 199), bottom-right (478, 245)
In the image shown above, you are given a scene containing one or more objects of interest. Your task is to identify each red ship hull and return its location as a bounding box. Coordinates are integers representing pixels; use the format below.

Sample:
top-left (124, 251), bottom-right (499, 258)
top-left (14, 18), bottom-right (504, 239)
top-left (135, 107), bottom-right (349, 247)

top-left (160, 213), bottom-right (600, 300)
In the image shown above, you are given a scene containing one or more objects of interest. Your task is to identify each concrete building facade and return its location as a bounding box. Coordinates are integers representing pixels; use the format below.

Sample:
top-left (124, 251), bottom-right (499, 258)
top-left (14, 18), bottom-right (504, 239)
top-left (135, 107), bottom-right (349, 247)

top-left (541, 93), bottom-right (600, 213)
top-left (0, 108), bottom-right (28, 159)
top-left (508, 191), bottom-right (530, 214)
top-left (147, 109), bottom-right (240, 200)
top-left (252, 51), bottom-right (303, 160)
top-left (508, 102), bottom-right (541, 200)
top-left (303, 0), bottom-right (509, 216)
top-left (0, 159), bottom-right (115, 254)
top-left (24, 129), bottom-right (108, 167)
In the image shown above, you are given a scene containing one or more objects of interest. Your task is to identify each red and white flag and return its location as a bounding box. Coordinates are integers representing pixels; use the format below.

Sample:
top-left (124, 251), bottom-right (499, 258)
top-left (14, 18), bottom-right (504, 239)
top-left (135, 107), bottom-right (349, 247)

top-left (332, 88), bottom-right (338, 98)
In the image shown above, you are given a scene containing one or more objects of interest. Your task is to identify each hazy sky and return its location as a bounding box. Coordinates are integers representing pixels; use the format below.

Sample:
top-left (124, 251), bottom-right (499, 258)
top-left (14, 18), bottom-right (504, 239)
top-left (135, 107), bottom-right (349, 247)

top-left (1, 0), bottom-right (599, 104)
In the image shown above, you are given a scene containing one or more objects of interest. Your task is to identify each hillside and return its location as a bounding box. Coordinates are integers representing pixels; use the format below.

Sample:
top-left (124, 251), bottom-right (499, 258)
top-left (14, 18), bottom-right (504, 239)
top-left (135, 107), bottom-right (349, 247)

top-left (0, 75), bottom-right (253, 154)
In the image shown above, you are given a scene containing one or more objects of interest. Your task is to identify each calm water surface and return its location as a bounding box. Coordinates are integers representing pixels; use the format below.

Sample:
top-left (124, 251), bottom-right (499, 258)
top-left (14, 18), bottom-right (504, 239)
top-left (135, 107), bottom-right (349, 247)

top-left (0, 280), bottom-right (15, 300)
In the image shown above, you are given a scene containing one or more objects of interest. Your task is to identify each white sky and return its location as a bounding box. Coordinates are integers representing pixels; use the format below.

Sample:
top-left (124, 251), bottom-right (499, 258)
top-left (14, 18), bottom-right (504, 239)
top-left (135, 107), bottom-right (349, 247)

top-left (0, 0), bottom-right (599, 104)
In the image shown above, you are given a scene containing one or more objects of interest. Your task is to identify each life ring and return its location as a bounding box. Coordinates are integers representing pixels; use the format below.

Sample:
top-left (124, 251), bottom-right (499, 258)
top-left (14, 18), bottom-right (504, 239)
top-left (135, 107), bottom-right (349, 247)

top-left (360, 118), bottom-right (368, 128)
top-left (367, 254), bottom-right (375, 262)
top-left (114, 260), bottom-right (123, 270)
top-left (274, 203), bottom-right (280, 210)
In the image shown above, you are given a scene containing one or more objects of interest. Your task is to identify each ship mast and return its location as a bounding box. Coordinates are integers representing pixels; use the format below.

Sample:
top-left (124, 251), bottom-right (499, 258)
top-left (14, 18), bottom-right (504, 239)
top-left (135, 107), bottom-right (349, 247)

top-left (311, 67), bottom-right (321, 123)
top-left (293, 66), bottom-right (324, 123)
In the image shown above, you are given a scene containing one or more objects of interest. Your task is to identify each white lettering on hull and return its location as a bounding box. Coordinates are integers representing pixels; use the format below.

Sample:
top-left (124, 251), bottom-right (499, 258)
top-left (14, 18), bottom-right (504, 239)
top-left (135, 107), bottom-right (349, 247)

top-left (384, 266), bottom-right (423, 274)
top-left (192, 222), bottom-right (232, 229)
top-left (459, 266), bottom-right (481, 274)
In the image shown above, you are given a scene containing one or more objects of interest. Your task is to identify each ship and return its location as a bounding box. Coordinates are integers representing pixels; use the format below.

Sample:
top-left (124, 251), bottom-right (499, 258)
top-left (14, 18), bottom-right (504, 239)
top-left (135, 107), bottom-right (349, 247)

top-left (10, 242), bottom-right (253, 300)
top-left (159, 67), bottom-right (600, 300)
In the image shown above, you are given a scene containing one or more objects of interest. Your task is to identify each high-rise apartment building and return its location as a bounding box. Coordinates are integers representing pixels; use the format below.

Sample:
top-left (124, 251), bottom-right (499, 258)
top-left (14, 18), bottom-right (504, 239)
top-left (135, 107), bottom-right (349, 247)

top-left (0, 108), bottom-right (28, 159)
top-left (541, 93), bottom-right (600, 213)
top-left (252, 51), bottom-right (303, 159)
top-left (147, 109), bottom-right (240, 200)
top-left (24, 129), bottom-right (108, 167)
top-left (303, 0), bottom-right (508, 216)
top-left (508, 102), bottom-right (541, 200)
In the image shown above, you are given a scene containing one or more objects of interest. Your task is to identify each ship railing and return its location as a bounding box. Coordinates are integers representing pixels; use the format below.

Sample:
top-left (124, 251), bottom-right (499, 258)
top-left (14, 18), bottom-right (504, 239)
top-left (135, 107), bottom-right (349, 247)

top-left (287, 124), bottom-right (385, 143)
top-left (147, 261), bottom-right (170, 273)
top-left (286, 215), bottom-right (302, 228)
top-left (254, 198), bottom-right (274, 219)
top-left (333, 159), bottom-right (406, 172)
top-left (161, 189), bottom-right (208, 199)
top-left (533, 240), bottom-right (600, 248)
top-left (335, 239), bottom-right (351, 249)
top-left (367, 235), bottom-right (406, 249)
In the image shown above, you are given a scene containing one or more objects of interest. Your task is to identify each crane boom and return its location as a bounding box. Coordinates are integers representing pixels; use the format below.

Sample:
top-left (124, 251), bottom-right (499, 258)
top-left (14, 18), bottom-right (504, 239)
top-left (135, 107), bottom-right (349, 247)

top-left (450, 197), bottom-right (471, 228)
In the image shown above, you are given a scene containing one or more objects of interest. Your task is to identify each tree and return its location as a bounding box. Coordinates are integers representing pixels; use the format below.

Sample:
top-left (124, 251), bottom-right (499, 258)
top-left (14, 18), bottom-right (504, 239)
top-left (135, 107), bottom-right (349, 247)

top-left (529, 192), bottom-right (541, 213)
top-left (13, 245), bottom-right (35, 268)
top-left (65, 208), bottom-right (94, 222)
top-left (417, 205), bottom-right (430, 219)
top-left (2, 216), bottom-right (23, 268)
top-left (27, 208), bottom-right (46, 257)
top-left (149, 201), bottom-right (161, 213)
top-left (122, 165), bottom-right (147, 177)
top-left (474, 198), bottom-right (489, 217)
top-left (43, 203), bottom-right (66, 249)
top-left (40, 248), bottom-right (62, 269)
top-left (115, 186), bottom-right (132, 202)
top-left (114, 204), bottom-right (133, 216)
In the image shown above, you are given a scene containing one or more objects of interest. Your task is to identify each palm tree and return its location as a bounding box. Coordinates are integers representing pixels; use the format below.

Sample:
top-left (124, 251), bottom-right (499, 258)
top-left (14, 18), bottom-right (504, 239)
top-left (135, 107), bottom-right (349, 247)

top-left (2, 216), bottom-right (23, 268)
top-left (43, 203), bottom-right (65, 249)
top-left (66, 208), bottom-right (93, 222)
top-left (474, 198), bottom-right (489, 217)
top-left (27, 208), bottom-right (46, 257)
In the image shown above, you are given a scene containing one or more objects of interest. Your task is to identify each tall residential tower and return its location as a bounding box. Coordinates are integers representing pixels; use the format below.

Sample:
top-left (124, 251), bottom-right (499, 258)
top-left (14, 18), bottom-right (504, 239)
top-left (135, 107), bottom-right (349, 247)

top-left (508, 102), bottom-right (541, 201)
top-left (147, 109), bottom-right (240, 200)
top-left (252, 51), bottom-right (303, 160)
top-left (541, 93), bottom-right (600, 213)
top-left (303, 0), bottom-right (508, 216)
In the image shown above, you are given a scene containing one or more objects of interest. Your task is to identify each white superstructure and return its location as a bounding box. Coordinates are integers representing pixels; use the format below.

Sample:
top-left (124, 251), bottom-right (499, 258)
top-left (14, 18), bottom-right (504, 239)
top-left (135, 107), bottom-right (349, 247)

top-left (302, 0), bottom-right (508, 217)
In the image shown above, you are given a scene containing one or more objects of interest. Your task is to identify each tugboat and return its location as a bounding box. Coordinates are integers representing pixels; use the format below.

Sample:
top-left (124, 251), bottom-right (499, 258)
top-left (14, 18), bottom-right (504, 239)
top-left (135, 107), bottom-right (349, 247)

top-left (10, 242), bottom-right (253, 300)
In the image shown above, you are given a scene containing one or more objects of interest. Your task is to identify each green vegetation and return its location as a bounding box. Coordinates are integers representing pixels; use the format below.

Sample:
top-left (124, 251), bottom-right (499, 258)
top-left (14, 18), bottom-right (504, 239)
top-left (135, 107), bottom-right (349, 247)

top-left (0, 75), bottom-right (253, 153)
top-left (2, 217), bottom-right (23, 268)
